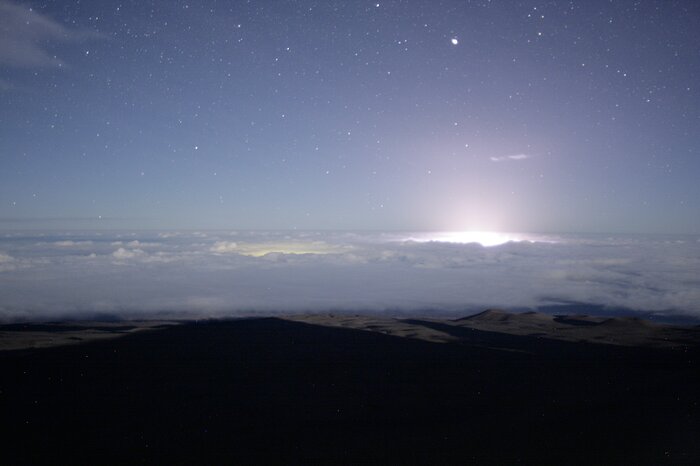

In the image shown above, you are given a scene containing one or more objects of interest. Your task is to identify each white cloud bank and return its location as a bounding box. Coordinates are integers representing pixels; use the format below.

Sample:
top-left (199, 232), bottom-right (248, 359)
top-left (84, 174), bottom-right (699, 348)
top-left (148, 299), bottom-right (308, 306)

top-left (112, 247), bottom-right (146, 260)
top-left (0, 231), bottom-right (699, 322)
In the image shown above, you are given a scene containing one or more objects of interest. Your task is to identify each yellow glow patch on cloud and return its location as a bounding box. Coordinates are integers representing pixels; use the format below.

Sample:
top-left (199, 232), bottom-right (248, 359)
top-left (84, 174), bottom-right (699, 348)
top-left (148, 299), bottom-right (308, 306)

top-left (211, 241), bottom-right (349, 256)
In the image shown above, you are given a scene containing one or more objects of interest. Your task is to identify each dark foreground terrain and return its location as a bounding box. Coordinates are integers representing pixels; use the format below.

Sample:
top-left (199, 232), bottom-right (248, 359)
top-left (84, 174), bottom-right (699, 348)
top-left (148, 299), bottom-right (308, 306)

top-left (1, 315), bottom-right (699, 464)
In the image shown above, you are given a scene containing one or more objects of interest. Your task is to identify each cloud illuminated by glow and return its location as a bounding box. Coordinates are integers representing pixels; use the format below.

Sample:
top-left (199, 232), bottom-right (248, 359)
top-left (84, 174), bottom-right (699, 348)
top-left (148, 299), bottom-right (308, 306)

top-left (404, 231), bottom-right (525, 247)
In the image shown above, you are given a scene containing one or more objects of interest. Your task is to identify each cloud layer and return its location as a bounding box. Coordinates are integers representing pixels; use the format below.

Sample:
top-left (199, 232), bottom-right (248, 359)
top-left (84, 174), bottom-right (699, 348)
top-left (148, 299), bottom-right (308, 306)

top-left (0, 230), bottom-right (699, 322)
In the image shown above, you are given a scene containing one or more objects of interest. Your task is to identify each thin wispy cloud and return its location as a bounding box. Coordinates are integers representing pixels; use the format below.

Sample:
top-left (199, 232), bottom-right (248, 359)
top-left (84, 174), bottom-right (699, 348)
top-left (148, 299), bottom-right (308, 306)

top-left (490, 154), bottom-right (531, 162)
top-left (0, 0), bottom-right (103, 69)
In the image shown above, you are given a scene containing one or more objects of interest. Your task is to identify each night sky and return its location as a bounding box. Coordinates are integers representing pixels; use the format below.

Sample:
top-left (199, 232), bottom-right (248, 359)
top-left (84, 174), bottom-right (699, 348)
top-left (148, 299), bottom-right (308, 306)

top-left (1, 0), bottom-right (699, 233)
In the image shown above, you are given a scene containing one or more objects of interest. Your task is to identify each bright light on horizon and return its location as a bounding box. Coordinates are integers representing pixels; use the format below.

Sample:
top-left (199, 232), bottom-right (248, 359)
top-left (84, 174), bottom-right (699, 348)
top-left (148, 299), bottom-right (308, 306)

top-left (406, 231), bottom-right (525, 247)
top-left (433, 231), bottom-right (520, 247)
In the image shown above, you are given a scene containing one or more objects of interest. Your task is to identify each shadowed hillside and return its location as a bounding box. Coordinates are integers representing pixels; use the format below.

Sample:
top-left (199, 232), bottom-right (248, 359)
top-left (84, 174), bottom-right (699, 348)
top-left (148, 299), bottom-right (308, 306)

top-left (1, 317), bottom-right (699, 464)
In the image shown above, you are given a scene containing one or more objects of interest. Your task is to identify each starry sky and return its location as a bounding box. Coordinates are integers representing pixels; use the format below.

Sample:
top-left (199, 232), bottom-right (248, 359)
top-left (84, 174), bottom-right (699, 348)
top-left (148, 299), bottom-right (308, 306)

top-left (1, 0), bottom-right (699, 233)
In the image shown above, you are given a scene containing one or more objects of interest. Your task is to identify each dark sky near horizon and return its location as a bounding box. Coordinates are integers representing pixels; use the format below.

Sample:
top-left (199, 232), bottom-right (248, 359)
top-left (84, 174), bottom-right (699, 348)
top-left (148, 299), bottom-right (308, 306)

top-left (1, 0), bottom-right (699, 233)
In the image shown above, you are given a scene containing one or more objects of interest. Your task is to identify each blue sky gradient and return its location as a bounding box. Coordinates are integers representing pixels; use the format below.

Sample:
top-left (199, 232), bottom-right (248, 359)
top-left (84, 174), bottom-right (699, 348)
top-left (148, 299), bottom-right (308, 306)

top-left (1, 0), bottom-right (699, 233)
